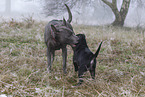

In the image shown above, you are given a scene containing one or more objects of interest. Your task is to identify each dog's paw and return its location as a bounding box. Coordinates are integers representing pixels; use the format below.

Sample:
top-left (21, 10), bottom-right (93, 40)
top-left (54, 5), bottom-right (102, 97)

top-left (71, 85), bottom-right (77, 88)
top-left (71, 85), bottom-right (79, 88)
top-left (71, 82), bottom-right (82, 88)
top-left (63, 70), bottom-right (67, 74)
top-left (47, 68), bottom-right (51, 73)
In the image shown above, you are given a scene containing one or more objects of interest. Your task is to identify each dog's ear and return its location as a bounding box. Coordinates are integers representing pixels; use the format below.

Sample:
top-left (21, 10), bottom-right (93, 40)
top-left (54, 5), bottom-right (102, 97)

top-left (63, 17), bottom-right (67, 26)
top-left (50, 25), bottom-right (59, 38)
top-left (51, 25), bottom-right (58, 33)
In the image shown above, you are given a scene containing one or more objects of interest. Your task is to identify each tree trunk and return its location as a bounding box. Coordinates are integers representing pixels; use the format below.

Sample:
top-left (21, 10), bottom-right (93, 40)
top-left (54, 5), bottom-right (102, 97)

top-left (102, 0), bottom-right (131, 26)
top-left (112, 14), bottom-right (124, 26)
top-left (5, 0), bottom-right (11, 13)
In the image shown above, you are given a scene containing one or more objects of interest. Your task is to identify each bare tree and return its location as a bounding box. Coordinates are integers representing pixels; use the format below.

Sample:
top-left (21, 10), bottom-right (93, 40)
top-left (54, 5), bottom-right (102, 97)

top-left (41, 0), bottom-right (92, 16)
top-left (42, 0), bottom-right (78, 16)
top-left (5, 0), bottom-right (11, 13)
top-left (42, 0), bottom-right (145, 27)
top-left (101, 0), bottom-right (131, 26)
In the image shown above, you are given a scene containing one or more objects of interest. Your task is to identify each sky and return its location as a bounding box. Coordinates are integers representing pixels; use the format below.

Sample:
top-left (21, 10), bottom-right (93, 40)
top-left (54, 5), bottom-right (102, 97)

top-left (0, 0), bottom-right (145, 27)
top-left (0, 0), bottom-right (41, 13)
top-left (0, 0), bottom-right (44, 20)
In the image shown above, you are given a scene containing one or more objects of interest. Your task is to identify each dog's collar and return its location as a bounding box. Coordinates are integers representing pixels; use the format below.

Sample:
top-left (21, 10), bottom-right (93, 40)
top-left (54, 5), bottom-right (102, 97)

top-left (51, 24), bottom-right (60, 42)
top-left (50, 26), bottom-right (56, 42)
top-left (51, 30), bottom-right (56, 42)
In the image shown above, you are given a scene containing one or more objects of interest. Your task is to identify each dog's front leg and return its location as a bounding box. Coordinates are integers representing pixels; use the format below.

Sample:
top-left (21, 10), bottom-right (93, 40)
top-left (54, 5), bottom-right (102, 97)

top-left (47, 48), bottom-right (52, 73)
top-left (73, 61), bottom-right (78, 72)
top-left (77, 66), bottom-right (87, 85)
top-left (62, 47), bottom-right (67, 74)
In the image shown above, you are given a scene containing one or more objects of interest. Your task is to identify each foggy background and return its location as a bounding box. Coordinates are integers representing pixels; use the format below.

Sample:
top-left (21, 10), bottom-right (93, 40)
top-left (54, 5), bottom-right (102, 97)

top-left (0, 0), bottom-right (145, 27)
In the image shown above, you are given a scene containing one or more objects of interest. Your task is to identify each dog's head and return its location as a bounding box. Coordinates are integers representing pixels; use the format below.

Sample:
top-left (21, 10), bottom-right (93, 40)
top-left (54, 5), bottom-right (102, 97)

top-left (76, 34), bottom-right (87, 45)
top-left (50, 24), bottom-right (78, 47)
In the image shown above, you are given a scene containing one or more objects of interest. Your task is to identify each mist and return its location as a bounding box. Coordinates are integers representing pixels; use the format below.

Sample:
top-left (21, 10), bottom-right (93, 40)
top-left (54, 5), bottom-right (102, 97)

top-left (0, 0), bottom-right (145, 27)
top-left (0, 0), bottom-right (44, 20)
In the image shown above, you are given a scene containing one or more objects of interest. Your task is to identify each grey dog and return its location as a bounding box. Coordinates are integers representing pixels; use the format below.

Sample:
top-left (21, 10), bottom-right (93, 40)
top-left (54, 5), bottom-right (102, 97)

top-left (44, 4), bottom-right (78, 73)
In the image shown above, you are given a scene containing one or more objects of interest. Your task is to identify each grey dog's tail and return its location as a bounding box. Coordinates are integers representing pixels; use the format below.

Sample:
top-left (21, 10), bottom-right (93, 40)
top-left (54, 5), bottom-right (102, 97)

top-left (94, 41), bottom-right (103, 58)
top-left (65, 4), bottom-right (72, 23)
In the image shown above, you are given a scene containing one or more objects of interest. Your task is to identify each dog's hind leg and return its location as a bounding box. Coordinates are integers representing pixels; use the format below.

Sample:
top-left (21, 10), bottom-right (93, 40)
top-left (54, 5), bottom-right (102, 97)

top-left (47, 48), bottom-right (52, 73)
top-left (89, 69), bottom-right (95, 79)
top-left (62, 47), bottom-right (67, 74)
top-left (51, 50), bottom-right (55, 63)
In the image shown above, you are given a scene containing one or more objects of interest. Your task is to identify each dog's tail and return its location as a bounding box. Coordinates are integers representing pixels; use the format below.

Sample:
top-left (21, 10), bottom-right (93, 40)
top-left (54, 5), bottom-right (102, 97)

top-left (90, 41), bottom-right (103, 70)
top-left (94, 41), bottom-right (103, 58)
top-left (65, 4), bottom-right (72, 23)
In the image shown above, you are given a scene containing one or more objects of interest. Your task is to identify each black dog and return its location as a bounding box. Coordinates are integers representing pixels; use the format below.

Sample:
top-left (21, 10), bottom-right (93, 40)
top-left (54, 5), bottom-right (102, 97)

top-left (44, 4), bottom-right (78, 73)
top-left (73, 34), bottom-right (103, 86)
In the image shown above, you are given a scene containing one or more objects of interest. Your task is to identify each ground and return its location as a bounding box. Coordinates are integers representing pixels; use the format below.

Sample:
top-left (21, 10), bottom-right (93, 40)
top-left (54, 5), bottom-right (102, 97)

top-left (0, 18), bottom-right (145, 96)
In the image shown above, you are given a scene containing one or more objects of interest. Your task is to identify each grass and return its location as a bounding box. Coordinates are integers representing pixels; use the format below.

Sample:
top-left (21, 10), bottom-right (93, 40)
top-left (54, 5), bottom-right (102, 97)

top-left (0, 18), bottom-right (145, 96)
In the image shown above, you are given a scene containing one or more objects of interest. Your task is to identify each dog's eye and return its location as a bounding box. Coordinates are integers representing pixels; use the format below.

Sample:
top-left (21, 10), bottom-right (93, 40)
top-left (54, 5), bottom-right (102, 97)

top-left (68, 32), bottom-right (72, 37)
top-left (78, 36), bottom-right (81, 38)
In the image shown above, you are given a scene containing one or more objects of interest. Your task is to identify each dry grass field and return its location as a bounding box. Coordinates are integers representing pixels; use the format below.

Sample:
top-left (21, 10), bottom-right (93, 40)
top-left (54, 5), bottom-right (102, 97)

top-left (0, 18), bottom-right (145, 96)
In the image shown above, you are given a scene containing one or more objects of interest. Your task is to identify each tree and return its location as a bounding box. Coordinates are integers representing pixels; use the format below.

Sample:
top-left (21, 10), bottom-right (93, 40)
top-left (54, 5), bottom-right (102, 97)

top-left (42, 0), bottom-right (77, 16)
top-left (41, 0), bottom-right (91, 16)
top-left (101, 0), bottom-right (131, 26)
top-left (5, 0), bottom-right (11, 13)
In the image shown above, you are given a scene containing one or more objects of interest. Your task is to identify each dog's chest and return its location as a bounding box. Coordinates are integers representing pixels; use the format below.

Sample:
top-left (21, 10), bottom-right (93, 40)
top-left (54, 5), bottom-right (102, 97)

top-left (51, 42), bottom-right (65, 50)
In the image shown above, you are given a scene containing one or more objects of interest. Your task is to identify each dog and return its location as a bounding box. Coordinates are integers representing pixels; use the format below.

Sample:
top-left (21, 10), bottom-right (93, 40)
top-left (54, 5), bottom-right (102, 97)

top-left (73, 34), bottom-right (103, 86)
top-left (44, 4), bottom-right (78, 73)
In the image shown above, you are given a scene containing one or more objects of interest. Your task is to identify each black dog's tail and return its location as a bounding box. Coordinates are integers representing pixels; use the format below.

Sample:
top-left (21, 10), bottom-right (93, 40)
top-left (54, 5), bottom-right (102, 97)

top-left (94, 41), bottom-right (103, 58)
top-left (90, 41), bottom-right (103, 70)
top-left (65, 4), bottom-right (72, 23)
